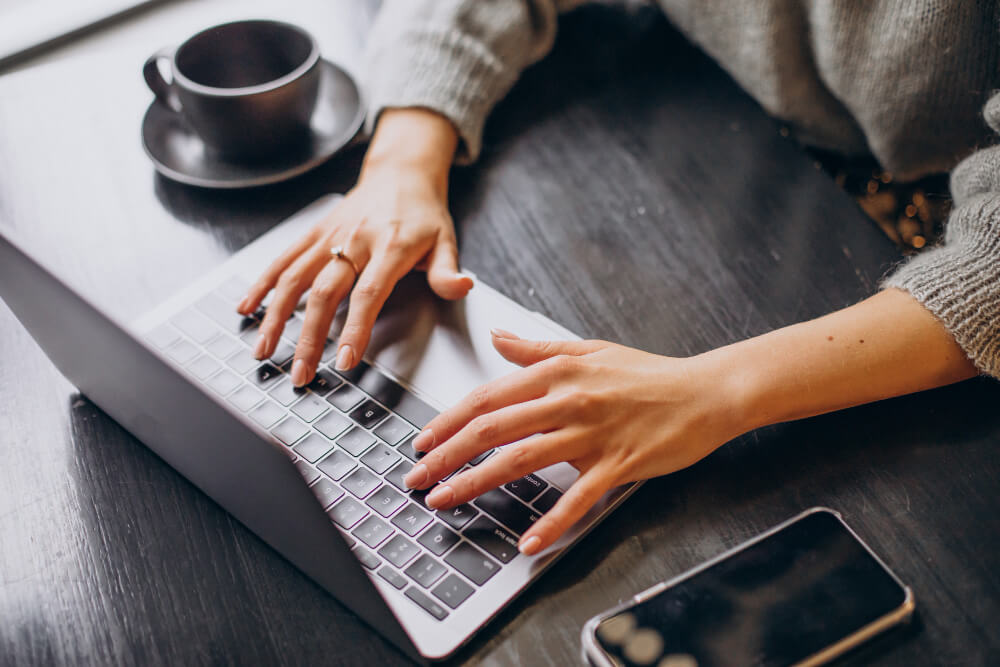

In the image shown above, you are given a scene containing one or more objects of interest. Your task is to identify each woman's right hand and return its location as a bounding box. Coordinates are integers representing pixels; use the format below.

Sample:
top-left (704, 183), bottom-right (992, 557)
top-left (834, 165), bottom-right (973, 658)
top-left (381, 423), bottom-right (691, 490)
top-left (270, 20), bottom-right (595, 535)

top-left (236, 108), bottom-right (473, 386)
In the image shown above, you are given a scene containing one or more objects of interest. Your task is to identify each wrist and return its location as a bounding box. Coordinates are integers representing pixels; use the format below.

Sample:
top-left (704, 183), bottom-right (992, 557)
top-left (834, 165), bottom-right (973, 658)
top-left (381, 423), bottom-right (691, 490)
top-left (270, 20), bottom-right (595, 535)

top-left (361, 108), bottom-right (458, 193)
top-left (690, 341), bottom-right (771, 438)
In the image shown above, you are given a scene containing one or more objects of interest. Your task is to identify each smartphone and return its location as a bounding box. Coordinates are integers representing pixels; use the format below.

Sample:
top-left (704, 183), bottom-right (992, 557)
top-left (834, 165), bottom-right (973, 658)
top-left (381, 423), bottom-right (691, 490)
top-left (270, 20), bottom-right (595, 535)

top-left (581, 508), bottom-right (914, 667)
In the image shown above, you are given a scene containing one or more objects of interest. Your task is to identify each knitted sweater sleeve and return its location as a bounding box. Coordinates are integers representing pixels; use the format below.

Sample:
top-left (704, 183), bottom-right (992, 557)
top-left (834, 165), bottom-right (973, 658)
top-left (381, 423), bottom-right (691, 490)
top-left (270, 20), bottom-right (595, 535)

top-left (363, 0), bottom-right (583, 164)
top-left (883, 92), bottom-right (1000, 378)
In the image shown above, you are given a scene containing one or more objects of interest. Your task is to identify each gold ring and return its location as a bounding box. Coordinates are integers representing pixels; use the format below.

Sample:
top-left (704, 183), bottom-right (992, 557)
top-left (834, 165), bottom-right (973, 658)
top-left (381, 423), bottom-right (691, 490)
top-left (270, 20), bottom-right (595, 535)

top-left (329, 245), bottom-right (360, 278)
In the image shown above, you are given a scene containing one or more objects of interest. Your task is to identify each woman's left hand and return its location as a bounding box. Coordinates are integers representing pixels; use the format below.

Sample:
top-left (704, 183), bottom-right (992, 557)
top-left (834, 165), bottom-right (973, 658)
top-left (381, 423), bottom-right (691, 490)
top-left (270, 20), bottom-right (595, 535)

top-left (403, 329), bottom-right (747, 556)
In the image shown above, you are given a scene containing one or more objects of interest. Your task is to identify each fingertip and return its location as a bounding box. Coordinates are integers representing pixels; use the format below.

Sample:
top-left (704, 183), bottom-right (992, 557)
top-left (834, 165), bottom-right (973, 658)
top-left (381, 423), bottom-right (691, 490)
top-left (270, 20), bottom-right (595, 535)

top-left (518, 534), bottom-right (542, 556)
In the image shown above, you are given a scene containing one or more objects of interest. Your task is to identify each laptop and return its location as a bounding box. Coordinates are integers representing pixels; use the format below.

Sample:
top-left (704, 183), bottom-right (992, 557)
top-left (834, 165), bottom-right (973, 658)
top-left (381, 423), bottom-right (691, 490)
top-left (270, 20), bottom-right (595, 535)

top-left (0, 193), bottom-right (640, 662)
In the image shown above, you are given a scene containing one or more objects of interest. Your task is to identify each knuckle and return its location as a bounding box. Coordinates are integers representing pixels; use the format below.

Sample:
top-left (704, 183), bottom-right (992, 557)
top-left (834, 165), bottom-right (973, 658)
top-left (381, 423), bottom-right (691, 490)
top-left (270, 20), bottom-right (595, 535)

top-left (339, 321), bottom-right (366, 341)
top-left (308, 279), bottom-right (339, 302)
top-left (562, 389), bottom-right (596, 414)
top-left (276, 272), bottom-right (302, 292)
top-left (470, 416), bottom-right (499, 442)
top-left (351, 279), bottom-right (383, 303)
top-left (468, 386), bottom-right (491, 411)
top-left (507, 443), bottom-right (536, 471)
top-left (296, 332), bottom-right (323, 352)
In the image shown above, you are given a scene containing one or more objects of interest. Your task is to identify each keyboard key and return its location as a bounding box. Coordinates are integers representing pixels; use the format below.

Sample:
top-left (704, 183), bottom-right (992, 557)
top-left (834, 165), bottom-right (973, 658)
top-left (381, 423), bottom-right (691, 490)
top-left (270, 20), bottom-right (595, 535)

top-left (343, 362), bottom-right (439, 428)
top-left (342, 468), bottom-right (381, 498)
top-left (206, 368), bottom-right (242, 395)
top-left (320, 339), bottom-right (338, 364)
top-left (469, 450), bottom-right (493, 466)
top-left (239, 326), bottom-right (262, 347)
top-left (249, 363), bottom-right (282, 389)
top-left (354, 546), bottom-right (381, 570)
top-left (308, 368), bottom-right (341, 396)
top-left (280, 315), bottom-right (304, 341)
top-left (271, 417), bottom-right (309, 447)
top-left (397, 434), bottom-right (427, 462)
top-left (327, 497), bottom-right (368, 529)
top-left (248, 400), bottom-right (285, 429)
top-left (350, 399), bottom-right (388, 429)
top-left (339, 532), bottom-right (357, 549)
top-left (316, 448), bottom-right (355, 479)
top-left (405, 587), bottom-right (449, 621)
top-left (170, 307), bottom-right (217, 344)
top-left (532, 487), bottom-right (563, 513)
top-left (378, 534), bottom-right (420, 568)
top-left (314, 411), bottom-right (351, 439)
top-left (166, 338), bottom-right (200, 364)
top-left (290, 393), bottom-right (329, 423)
top-left (268, 377), bottom-right (303, 407)
top-left (432, 574), bottom-right (475, 610)
top-left (327, 384), bottom-right (365, 412)
top-left (385, 460), bottom-right (414, 491)
top-left (445, 542), bottom-right (501, 586)
top-left (147, 324), bottom-right (180, 349)
top-left (353, 515), bottom-right (394, 549)
top-left (378, 566), bottom-right (408, 590)
top-left (310, 478), bottom-right (344, 509)
top-left (227, 384), bottom-right (263, 412)
top-left (366, 485), bottom-right (406, 517)
top-left (404, 554), bottom-right (447, 589)
top-left (373, 416), bottom-right (412, 446)
top-left (294, 459), bottom-right (320, 484)
top-left (205, 333), bottom-right (241, 360)
top-left (391, 503), bottom-right (432, 537)
top-left (270, 341), bottom-right (296, 367)
top-left (437, 503), bottom-right (477, 531)
top-left (187, 354), bottom-right (222, 380)
top-left (226, 348), bottom-right (260, 374)
top-left (215, 276), bottom-right (251, 302)
top-left (417, 522), bottom-right (460, 557)
top-left (473, 488), bottom-right (540, 535)
top-left (337, 427), bottom-right (375, 457)
top-left (504, 474), bottom-right (547, 502)
top-left (464, 516), bottom-right (519, 563)
top-left (361, 443), bottom-right (400, 475)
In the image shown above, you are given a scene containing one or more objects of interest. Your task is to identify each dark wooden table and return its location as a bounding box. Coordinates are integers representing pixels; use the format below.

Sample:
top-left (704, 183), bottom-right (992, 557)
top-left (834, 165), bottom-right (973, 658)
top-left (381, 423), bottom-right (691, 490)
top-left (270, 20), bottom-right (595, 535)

top-left (2, 3), bottom-right (998, 666)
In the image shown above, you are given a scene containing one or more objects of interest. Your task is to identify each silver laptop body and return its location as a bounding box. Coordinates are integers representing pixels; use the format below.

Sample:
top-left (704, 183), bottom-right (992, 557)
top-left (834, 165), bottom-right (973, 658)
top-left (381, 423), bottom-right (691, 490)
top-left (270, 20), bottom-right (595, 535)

top-left (0, 194), bottom-right (639, 661)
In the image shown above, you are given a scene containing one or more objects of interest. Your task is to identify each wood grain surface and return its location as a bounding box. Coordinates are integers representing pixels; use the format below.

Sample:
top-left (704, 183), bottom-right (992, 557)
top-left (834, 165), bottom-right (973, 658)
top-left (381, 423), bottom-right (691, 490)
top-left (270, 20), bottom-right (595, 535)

top-left (1, 2), bottom-right (997, 666)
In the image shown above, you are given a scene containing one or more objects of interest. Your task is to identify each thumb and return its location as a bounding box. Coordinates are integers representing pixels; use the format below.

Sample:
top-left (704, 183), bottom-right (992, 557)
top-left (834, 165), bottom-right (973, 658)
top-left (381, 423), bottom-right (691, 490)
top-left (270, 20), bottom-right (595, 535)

top-left (490, 330), bottom-right (606, 367)
top-left (426, 233), bottom-right (473, 300)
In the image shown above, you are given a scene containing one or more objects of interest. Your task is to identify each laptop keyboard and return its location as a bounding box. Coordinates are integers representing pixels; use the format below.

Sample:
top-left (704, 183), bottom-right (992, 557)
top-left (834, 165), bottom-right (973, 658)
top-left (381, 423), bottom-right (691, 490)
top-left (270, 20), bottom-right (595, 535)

top-left (145, 277), bottom-right (563, 622)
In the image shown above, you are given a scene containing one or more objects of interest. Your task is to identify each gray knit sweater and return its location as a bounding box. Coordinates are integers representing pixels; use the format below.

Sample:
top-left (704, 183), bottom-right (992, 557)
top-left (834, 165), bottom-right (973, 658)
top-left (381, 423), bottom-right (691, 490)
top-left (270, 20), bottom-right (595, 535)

top-left (364, 0), bottom-right (1000, 378)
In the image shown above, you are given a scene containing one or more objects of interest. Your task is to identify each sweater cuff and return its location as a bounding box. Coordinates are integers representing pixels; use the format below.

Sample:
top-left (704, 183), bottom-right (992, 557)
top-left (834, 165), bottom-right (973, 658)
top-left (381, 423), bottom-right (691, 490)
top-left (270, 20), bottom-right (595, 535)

top-left (365, 27), bottom-right (517, 165)
top-left (882, 194), bottom-right (1000, 378)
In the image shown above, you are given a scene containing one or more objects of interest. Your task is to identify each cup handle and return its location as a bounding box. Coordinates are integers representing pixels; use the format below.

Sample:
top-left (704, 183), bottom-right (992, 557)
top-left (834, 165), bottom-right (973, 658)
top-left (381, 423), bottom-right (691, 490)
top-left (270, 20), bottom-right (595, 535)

top-left (143, 47), bottom-right (181, 113)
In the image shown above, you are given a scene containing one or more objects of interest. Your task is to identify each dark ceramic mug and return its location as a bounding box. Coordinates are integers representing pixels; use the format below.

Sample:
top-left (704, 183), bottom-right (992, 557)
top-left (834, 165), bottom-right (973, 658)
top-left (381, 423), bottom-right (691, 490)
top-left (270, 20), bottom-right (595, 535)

top-left (143, 20), bottom-right (321, 160)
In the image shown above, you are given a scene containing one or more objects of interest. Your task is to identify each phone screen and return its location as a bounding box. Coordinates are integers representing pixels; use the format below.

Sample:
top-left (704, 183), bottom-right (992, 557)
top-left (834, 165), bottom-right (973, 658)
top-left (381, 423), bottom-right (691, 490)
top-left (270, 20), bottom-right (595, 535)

top-left (592, 510), bottom-right (909, 667)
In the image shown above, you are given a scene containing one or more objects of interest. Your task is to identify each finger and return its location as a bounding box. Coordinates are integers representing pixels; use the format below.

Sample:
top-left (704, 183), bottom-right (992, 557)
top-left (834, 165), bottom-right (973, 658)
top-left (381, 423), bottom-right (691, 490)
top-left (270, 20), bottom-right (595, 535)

top-left (490, 331), bottom-right (606, 367)
top-left (426, 232), bottom-right (473, 300)
top-left (238, 226), bottom-right (320, 314)
top-left (411, 365), bottom-right (550, 453)
top-left (517, 468), bottom-right (609, 555)
top-left (405, 399), bottom-right (563, 492)
top-left (253, 243), bottom-right (329, 359)
top-left (289, 257), bottom-right (356, 386)
top-left (423, 431), bottom-right (568, 509)
top-left (332, 243), bottom-right (415, 371)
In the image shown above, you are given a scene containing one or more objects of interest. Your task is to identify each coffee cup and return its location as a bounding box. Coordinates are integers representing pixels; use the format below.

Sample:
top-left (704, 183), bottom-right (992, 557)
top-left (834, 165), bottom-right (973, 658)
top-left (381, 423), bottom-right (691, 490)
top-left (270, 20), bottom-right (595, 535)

top-left (143, 20), bottom-right (321, 160)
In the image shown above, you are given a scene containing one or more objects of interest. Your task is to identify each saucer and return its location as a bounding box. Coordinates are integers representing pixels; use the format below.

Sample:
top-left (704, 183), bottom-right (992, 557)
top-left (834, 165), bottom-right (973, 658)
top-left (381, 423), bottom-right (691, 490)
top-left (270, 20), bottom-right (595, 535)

top-left (141, 59), bottom-right (365, 188)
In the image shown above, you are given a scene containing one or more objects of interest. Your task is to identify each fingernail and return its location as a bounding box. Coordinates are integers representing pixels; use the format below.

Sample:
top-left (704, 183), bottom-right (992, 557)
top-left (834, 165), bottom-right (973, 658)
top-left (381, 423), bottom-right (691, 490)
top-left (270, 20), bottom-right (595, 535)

top-left (291, 359), bottom-right (309, 387)
top-left (412, 429), bottom-right (434, 452)
top-left (426, 485), bottom-right (454, 509)
top-left (334, 344), bottom-right (354, 371)
top-left (253, 334), bottom-right (268, 360)
top-left (490, 328), bottom-right (519, 340)
top-left (237, 295), bottom-right (249, 313)
top-left (403, 463), bottom-right (428, 489)
top-left (519, 535), bottom-right (541, 556)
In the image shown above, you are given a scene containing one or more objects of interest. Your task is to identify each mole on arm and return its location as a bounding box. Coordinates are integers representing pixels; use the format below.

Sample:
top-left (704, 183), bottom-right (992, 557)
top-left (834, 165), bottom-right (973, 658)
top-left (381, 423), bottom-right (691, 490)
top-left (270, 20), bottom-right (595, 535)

top-left (826, 335), bottom-right (834, 341)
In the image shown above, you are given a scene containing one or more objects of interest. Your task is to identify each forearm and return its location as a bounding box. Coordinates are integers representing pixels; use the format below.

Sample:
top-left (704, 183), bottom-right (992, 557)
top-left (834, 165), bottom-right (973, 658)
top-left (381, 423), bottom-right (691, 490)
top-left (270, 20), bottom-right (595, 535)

top-left (705, 289), bottom-right (977, 433)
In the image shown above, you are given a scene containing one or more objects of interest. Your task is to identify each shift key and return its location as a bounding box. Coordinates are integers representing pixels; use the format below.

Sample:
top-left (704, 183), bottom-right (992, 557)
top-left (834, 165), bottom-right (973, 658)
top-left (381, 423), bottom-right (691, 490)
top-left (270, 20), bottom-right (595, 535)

top-left (472, 488), bottom-right (540, 535)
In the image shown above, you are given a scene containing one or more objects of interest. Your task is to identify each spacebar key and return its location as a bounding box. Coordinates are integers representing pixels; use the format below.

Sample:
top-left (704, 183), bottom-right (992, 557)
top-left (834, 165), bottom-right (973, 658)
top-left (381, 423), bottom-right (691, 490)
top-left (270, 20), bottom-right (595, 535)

top-left (472, 488), bottom-right (539, 536)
